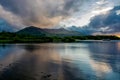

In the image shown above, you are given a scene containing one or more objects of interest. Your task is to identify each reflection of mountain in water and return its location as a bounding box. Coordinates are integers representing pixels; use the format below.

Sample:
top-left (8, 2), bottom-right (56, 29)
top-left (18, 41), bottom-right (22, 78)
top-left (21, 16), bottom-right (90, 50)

top-left (0, 44), bottom-right (86, 80)
top-left (0, 43), bottom-right (120, 80)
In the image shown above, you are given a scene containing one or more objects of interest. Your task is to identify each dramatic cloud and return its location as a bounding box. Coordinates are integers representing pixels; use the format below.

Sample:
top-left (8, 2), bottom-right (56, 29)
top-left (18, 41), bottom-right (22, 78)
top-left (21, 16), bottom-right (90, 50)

top-left (89, 6), bottom-right (120, 34)
top-left (61, 0), bottom-right (120, 27)
top-left (0, 0), bottom-right (84, 29)
top-left (67, 5), bottom-right (120, 35)
top-left (0, 0), bottom-right (120, 33)
top-left (0, 5), bottom-right (24, 29)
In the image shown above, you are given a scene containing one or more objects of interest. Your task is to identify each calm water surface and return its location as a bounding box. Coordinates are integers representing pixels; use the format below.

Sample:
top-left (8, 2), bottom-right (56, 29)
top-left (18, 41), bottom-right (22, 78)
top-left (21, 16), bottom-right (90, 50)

top-left (0, 42), bottom-right (120, 80)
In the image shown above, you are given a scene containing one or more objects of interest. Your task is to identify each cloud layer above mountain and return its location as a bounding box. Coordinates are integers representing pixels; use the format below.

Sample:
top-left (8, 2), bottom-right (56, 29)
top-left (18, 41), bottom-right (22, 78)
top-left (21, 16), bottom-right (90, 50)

top-left (0, 0), bottom-right (120, 34)
top-left (0, 0), bottom-right (85, 29)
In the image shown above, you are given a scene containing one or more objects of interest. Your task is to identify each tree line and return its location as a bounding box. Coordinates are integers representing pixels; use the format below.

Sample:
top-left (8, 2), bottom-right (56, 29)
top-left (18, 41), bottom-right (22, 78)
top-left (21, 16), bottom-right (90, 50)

top-left (0, 32), bottom-right (120, 43)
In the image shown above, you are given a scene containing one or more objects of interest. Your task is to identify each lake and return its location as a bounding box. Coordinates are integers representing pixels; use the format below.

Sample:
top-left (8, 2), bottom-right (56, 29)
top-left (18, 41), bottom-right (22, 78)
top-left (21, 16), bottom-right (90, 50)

top-left (0, 42), bottom-right (120, 80)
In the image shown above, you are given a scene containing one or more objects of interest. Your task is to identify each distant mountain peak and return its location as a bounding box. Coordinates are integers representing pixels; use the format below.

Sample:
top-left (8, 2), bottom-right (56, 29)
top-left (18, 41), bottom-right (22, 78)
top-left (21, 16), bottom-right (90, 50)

top-left (17, 26), bottom-right (83, 36)
top-left (24, 26), bottom-right (41, 29)
top-left (58, 27), bottom-right (65, 30)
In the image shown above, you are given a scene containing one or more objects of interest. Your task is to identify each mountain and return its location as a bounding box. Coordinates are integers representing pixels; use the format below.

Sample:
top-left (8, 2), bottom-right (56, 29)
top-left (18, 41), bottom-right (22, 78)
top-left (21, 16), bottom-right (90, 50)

top-left (17, 26), bottom-right (83, 36)
top-left (17, 26), bottom-right (46, 36)
top-left (43, 27), bottom-right (83, 36)
top-left (67, 26), bottom-right (93, 35)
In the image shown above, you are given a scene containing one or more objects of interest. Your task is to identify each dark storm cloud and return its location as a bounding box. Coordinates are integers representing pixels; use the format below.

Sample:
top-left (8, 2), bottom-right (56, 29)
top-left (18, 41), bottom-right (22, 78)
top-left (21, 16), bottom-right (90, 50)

top-left (64, 0), bottom-right (83, 11)
top-left (0, 0), bottom-right (84, 28)
top-left (88, 6), bottom-right (120, 34)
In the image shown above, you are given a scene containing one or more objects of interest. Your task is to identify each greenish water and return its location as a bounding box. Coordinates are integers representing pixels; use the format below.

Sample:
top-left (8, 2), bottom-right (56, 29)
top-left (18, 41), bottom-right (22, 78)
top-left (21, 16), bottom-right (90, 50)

top-left (0, 42), bottom-right (120, 80)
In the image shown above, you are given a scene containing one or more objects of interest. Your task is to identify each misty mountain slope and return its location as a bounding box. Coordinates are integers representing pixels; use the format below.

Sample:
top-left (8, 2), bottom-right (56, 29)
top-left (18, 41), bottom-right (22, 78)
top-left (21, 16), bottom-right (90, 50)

top-left (43, 28), bottom-right (83, 36)
top-left (67, 26), bottom-right (92, 35)
top-left (17, 26), bottom-right (83, 36)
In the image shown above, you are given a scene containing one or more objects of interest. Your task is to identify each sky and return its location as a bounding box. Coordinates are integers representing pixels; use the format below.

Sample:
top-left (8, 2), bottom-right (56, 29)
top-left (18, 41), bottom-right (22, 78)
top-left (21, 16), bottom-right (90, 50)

top-left (61, 0), bottom-right (120, 27)
top-left (0, 0), bottom-right (120, 33)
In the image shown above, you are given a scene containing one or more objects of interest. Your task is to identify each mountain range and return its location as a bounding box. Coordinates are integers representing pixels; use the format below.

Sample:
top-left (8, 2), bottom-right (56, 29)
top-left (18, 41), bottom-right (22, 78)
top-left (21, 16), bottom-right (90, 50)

top-left (1, 5), bottom-right (120, 36)
top-left (17, 26), bottom-right (83, 36)
top-left (15, 5), bottom-right (120, 36)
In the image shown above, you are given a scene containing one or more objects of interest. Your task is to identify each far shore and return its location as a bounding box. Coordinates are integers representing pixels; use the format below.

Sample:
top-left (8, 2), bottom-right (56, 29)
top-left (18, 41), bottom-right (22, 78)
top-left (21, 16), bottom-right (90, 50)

top-left (0, 40), bottom-right (120, 44)
top-left (0, 32), bottom-right (120, 43)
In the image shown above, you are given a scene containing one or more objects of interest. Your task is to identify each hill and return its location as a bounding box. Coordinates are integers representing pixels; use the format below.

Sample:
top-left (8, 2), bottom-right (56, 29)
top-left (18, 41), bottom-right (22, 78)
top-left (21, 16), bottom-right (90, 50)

top-left (17, 26), bottom-right (83, 36)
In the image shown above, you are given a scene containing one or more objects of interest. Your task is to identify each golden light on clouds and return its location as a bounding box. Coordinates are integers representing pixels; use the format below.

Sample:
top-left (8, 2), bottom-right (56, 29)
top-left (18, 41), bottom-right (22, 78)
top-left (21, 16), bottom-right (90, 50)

top-left (113, 33), bottom-right (120, 38)
top-left (90, 60), bottom-right (112, 77)
top-left (25, 16), bottom-right (65, 28)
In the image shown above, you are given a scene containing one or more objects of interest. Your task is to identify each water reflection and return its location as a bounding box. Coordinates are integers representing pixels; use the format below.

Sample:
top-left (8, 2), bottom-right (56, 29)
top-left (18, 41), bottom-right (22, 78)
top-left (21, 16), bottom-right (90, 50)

top-left (88, 42), bottom-right (120, 80)
top-left (0, 42), bottom-right (119, 80)
top-left (88, 42), bottom-right (120, 73)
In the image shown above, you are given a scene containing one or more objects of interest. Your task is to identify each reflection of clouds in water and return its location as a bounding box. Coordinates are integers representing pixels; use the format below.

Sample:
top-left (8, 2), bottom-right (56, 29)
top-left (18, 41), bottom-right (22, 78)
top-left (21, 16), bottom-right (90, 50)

top-left (88, 42), bottom-right (117, 54)
top-left (90, 60), bottom-right (120, 80)
top-left (0, 43), bottom-right (120, 80)
top-left (23, 44), bottom-right (86, 80)
top-left (0, 45), bottom-right (25, 71)
top-left (0, 44), bottom-right (65, 80)
top-left (0, 45), bottom-right (14, 58)
top-left (117, 42), bottom-right (120, 52)
top-left (20, 45), bottom-right (63, 80)
top-left (88, 42), bottom-right (120, 79)
top-left (90, 60), bottom-right (112, 76)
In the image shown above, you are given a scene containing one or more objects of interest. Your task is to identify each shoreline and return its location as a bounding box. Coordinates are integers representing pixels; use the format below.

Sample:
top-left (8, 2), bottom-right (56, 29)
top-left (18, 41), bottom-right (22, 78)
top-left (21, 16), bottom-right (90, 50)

top-left (0, 40), bottom-right (120, 44)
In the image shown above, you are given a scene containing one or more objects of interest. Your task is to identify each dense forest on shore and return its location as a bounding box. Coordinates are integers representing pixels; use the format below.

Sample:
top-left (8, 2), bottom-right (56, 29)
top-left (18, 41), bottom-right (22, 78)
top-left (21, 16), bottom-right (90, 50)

top-left (0, 32), bottom-right (120, 43)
